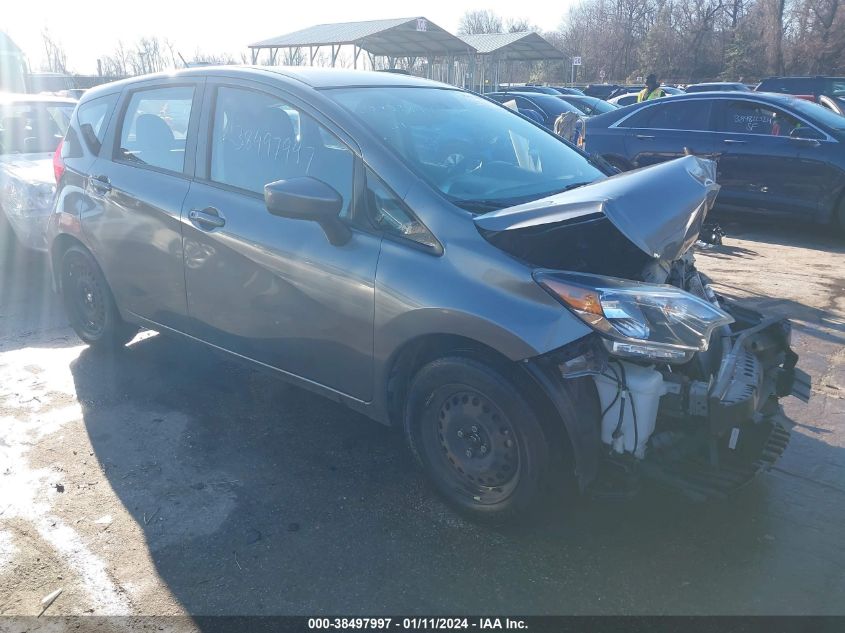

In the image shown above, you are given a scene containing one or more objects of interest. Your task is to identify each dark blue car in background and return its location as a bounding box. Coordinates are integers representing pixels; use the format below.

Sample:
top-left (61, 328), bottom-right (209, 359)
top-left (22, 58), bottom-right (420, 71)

top-left (583, 92), bottom-right (845, 230)
top-left (485, 92), bottom-right (584, 130)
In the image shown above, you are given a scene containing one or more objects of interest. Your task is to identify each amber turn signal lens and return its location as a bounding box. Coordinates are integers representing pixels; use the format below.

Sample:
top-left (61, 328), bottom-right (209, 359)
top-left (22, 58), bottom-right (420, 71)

top-left (539, 278), bottom-right (603, 316)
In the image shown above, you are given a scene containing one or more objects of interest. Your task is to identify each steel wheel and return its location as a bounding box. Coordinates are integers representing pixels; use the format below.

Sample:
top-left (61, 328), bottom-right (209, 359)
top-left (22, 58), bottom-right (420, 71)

top-left (60, 244), bottom-right (137, 349)
top-left (404, 356), bottom-right (557, 522)
top-left (63, 252), bottom-right (108, 339)
top-left (423, 386), bottom-right (521, 504)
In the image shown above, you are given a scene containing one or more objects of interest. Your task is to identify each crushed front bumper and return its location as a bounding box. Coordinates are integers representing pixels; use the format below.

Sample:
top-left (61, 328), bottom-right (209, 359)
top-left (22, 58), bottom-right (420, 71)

top-left (643, 300), bottom-right (810, 500)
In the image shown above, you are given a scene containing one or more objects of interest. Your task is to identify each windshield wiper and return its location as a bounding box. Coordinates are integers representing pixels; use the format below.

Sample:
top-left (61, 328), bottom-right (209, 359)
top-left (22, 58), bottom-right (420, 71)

top-left (453, 199), bottom-right (508, 212)
top-left (455, 183), bottom-right (593, 213)
top-left (558, 181), bottom-right (591, 192)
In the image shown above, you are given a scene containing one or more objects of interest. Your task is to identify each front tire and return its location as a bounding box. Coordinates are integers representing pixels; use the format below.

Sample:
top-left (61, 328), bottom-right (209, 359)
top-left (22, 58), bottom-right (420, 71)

top-left (60, 245), bottom-right (137, 350)
top-left (404, 356), bottom-right (553, 523)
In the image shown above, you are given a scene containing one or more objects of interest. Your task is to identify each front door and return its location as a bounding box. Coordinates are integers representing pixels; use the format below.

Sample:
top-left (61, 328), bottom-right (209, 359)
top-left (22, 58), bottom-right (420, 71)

top-left (620, 98), bottom-right (716, 168)
top-left (82, 81), bottom-right (202, 327)
top-left (181, 83), bottom-right (379, 401)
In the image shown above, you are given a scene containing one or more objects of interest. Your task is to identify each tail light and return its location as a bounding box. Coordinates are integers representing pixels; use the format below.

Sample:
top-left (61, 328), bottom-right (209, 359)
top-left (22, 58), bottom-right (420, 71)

top-left (53, 138), bottom-right (65, 184)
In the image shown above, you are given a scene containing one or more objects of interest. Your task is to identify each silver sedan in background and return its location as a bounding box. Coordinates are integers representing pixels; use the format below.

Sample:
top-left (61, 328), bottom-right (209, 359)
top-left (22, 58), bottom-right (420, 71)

top-left (0, 93), bottom-right (76, 250)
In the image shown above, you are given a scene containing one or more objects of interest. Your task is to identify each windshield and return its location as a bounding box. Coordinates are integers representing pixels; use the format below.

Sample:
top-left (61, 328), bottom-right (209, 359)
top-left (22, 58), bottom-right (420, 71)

top-left (787, 97), bottom-right (845, 130)
top-left (328, 87), bottom-right (604, 211)
top-left (830, 79), bottom-right (845, 97)
top-left (0, 102), bottom-right (74, 154)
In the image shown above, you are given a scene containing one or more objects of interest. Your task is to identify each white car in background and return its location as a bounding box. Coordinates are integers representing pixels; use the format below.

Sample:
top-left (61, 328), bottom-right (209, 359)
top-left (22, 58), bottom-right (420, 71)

top-left (0, 94), bottom-right (75, 251)
top-left (608, 86), bottom-right (685, 107)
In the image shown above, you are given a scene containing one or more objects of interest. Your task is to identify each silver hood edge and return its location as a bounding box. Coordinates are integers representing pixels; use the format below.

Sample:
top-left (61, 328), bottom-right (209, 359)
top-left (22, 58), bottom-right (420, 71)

top-left (474, 155), bottom-right (720, 262)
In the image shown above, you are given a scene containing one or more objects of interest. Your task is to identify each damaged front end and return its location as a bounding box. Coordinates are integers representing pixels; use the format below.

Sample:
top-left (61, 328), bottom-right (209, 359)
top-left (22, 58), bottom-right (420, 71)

top-left (477, 156), bottom-right (811, 500)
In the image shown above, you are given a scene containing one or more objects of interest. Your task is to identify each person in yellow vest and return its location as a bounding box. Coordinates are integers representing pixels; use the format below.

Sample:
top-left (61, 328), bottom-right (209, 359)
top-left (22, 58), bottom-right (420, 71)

top-left (638, 74), bottom-right (666, 102)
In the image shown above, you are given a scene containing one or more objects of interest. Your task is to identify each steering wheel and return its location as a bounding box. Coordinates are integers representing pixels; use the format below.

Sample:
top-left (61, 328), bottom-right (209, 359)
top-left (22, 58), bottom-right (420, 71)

top-left (439, 140), bottom-right (484, 191)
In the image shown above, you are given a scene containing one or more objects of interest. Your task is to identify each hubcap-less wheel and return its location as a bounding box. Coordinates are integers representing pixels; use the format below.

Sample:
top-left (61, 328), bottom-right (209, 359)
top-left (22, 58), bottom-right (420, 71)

top-left (63, 254), bottom-right (107, 339)
top-left (422, 386), bottom-right (521, 504)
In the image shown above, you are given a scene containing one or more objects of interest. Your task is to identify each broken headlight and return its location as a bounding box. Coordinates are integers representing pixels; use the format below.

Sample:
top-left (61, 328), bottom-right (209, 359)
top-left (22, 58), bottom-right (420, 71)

top-left (534, 270), bottom-right (733, 363)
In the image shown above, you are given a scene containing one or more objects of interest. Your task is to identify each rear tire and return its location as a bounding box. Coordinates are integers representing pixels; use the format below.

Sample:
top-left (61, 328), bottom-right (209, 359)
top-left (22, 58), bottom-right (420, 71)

top-left (60, 245), bottom-right (137, 350)
top-left (404, 356), bottom-right (553, 523)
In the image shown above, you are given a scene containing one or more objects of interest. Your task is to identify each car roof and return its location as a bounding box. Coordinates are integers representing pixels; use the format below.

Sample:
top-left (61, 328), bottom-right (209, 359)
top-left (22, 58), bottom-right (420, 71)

top-left (761, 75), bottom-right (845, 80)
top-left (81, 65), bottom-right (447, 97)
top-left (0, 92), bottom-right (77, 106)
top-left (591, 90), bottom-right (828, 125)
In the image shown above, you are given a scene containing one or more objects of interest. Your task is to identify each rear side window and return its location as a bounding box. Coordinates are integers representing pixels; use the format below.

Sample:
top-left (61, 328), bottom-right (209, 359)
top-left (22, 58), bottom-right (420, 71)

top-left (77, 94), bottom-right (118, 154)
top-left (209, 86), bottom-right (354, 215)
top-left (0, 102), bottom-right (73, 154)
top-left (621, 100), bottom-right (711, 131)
top-left (715, 100), bottom-right (801, 136)
top-left (117, 86), bottom-right (194, 173)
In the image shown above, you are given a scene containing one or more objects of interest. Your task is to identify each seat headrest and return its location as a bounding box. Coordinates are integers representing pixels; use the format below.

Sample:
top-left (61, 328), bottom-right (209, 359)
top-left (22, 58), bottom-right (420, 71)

top-left (135, 114), bottom-right (175, 151)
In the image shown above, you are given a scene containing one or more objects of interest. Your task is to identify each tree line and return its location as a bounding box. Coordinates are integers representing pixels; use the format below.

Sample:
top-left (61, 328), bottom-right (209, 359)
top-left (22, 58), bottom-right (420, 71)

top-left (36, 1), bottom-right (843, 84)
top-left (460, 1), bottom-right (844, 84)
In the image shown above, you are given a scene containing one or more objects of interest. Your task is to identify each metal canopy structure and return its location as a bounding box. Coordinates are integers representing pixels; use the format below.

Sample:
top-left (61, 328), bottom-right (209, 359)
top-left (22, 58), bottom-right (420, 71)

top-left (459, 32), bottom-right (566, 62)
top-left (249, 17), bottom-right (475, 80)
top-left (457, 32), bottom-right (565, 93)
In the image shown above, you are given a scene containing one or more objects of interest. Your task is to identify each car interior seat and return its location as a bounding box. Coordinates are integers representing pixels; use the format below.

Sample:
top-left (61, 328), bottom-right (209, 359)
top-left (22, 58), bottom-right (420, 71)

top-left (133, 114), bottom-right (180, 171)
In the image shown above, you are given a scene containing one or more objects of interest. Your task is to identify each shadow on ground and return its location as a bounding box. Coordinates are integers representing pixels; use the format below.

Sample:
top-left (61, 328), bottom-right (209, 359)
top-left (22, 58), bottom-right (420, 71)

top-left (70, 332), bottom-right (845, 616)
top-left (711, 216), bottom-right (845, 254)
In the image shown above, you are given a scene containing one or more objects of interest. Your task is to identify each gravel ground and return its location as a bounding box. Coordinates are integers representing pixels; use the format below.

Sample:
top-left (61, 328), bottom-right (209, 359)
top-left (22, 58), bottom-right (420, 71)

top-left (0, 217), bottom-right (843, 619)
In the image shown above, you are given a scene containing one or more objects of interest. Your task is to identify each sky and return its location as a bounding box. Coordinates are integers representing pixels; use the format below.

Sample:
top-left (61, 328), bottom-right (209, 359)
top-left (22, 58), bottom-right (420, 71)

top-left (4, 0), bottom-right (576, 74)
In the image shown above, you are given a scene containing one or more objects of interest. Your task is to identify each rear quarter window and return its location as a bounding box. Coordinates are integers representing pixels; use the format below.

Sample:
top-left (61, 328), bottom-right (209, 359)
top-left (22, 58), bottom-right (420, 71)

top-left (75, 94), bottom-right (119, 155)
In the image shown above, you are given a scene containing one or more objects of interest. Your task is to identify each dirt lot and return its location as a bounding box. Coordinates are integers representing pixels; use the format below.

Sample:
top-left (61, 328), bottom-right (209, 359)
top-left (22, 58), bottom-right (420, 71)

top-left (0, 218), bottom-right (843, 619)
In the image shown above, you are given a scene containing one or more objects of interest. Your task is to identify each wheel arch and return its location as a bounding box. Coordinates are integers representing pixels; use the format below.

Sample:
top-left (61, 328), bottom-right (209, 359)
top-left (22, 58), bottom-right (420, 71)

top-left (50, 233), bottom-right (89, 293)
top-left (384, 333), bottom-right (589, 486)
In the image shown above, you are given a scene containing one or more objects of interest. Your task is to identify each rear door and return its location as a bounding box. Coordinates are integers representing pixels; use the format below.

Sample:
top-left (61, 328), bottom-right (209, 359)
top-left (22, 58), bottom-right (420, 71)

top-left (82, 79), bottom-right (203, 328)
top-left (181, 80), bottom-right (380, 401)
top-left (710, 98), bottom-right (822, 217)
top-left (618, 99), bottom-right (716, 168)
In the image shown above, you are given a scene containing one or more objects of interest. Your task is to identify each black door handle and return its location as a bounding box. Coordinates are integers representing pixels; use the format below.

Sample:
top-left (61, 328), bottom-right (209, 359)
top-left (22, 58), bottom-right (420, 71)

top-left (88, 174), bottom-right (111, 194)
top-left (189, 207), bottom-right (226, 230)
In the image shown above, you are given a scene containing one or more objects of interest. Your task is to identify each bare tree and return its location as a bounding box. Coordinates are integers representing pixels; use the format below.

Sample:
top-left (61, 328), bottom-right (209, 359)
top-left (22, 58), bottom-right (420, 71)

top-left (188, 50), bottom-right (237, 65)
top-left (41, 29), bottom-right (68, 74)
top-left (506, 17), bottom-right (539, 32)
top-left (458, 10), bottom-right (503, 34)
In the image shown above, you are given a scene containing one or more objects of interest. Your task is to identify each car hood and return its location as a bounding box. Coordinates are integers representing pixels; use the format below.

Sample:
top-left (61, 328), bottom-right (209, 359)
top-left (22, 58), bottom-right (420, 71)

top-left (0, 153), bottom-right (55, 186)
top-left (474, 155), bottom-right (720, 262)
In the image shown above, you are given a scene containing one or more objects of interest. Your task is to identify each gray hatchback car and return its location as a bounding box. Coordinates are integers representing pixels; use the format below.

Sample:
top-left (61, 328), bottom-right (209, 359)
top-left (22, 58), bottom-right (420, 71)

top-left (48, 67), bottom-right (809, 522)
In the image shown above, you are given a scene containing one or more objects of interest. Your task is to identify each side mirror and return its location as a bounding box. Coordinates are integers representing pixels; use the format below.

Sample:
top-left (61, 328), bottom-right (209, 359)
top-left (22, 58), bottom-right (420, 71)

top-left (264, 177), bottom-right (351, 246)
